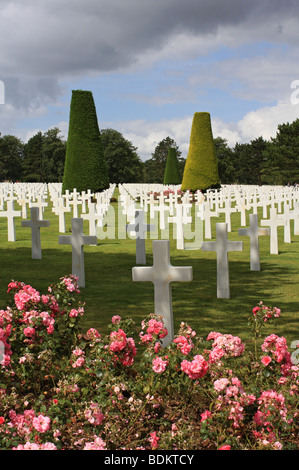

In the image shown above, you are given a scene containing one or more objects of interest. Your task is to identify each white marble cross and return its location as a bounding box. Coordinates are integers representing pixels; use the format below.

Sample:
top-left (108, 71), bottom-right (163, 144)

top-left (52, 197), bottom-right (70, 233)
top-left (0, 200), bottom-right (22, 242)
top-left (30, 194), bottom-right (48, 220)
top-left (261, 207), bottom-right (285, 254)
top-left (132, 240), bottom-right (193, 346)
top-left (201, 222), bottom-right (243, 298)
top-left (58, 218), bottom-right (97, 287)
top-left (238, 213), bottom-right (269, 271)
top-left (203, 201), bottom-right (219, 239)
top-left (21, 207), bottom-right (50, 259)
top-left (152, 201), bottom-right (170, 230)
top-left (81, 190), bottom-right (94, 214)
top-left (168, 204), bottom-right (185, 249)
top-left (278, 203), bottom-right (291, 243)
top-left (218, 198), bottom-right (236, 232)
top-left (69, 189), bottom-right (82, 218)
top-left (126, 210), bottom-right (155, 264)
top-left (164, 191), bottom-right (176, 215)
top-left (17, 193), bottom-right (31, 219)
top-left (290, 201), bottom-right (299, 235)
top-left (81, 202), bottom-right (101, 238)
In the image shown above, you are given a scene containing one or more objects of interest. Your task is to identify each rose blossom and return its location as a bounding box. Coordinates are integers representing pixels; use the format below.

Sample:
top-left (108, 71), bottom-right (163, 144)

top-left (149, 431), bottom-right (159, 449)
top-left (23, 327), bottom-right (35, 338)
top-left (112, 315), bottom-right (121, 324)
top-left (261, 356), bottom-right (272, 366)
top-left (32, 415), bottom-right (51, 433)
top-left (72, 357), bottom-right (85, 368)
top-left (109, 329), bottom-right (127, 352)
top-left (152, 356), bottom-right (168, 373)
top-left (200, 410), bottom-right (212, 422)
top-left (181, 355), bottom-right (208, 380)
top-left (69, 308), bottom-right (79, 317)
top-left (214, 378), bottom-right (230, 392)
top-left (83, 437), bottom-right (106, 450)
top-left (72, 347), bottom-right (84, 356)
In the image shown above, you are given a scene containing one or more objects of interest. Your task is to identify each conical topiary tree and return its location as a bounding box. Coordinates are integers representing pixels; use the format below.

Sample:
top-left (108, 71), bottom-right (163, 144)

top-left (62, 90), bottom-right (109, 194)
top-left (163, 147), bottom-right (181, 185)
top-left (181, 112), bottom-right (220, 192)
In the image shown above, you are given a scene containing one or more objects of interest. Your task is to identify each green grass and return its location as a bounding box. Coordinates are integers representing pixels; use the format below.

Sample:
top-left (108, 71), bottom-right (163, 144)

top-left (0, 189), bottom-right (298, 351)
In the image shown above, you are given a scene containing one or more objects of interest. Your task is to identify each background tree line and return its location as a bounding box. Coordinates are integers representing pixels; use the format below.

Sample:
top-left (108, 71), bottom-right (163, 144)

top-left (1, 118), bottom-right (299, 186)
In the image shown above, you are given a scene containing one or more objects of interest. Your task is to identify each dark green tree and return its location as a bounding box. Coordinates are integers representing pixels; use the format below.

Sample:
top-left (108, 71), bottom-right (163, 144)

top-left (23, 131), bottom-right (44, 182)
top-left (149, 137), bottom-right (183, 183)
top-left (100, 128), bottom-right (143, 183)
top-left (163, 147), bottom-right (181, 185)
top-left (41, 128), bottom-right (67, 182)
top-left (214, 137), bottom-right (237, 184)
top-left (262, 119), bottom-right (299, 185)
top-left (143, 158), bottom-right (156, 183)
top-left (233, 137), bottom-right (269, 185)
top-left (23, 128), bottom-right (66, 182)
top-left (0, 134), bottom-right (24, 181)
top-left (181, 112), bottom-right (220, 191)
top-left (62, 90), bottom-right (109, 193)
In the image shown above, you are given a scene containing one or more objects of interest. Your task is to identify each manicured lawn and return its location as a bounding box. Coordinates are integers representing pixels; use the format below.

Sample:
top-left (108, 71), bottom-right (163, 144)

top-left (0, 187), bottom-right (298, 351)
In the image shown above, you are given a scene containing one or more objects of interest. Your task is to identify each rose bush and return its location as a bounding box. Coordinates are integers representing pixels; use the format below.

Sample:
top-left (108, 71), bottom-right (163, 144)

top-left (0, 277), bottom-right (298, 450)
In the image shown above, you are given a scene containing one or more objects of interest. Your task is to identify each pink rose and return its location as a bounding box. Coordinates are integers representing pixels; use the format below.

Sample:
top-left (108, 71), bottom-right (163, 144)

top-left (261, 356), bottom-right (272, 366)
top-left (72, 357), bottom-right (85, 368)
top-left (23, 327), bottom-right (35, 337)
top-left (200, 410), bottom-right (212, 422)
top-left (152, 356), bottom-right (168, 373)
top-left (112, 315), bottom-right (121, 324)
top-left (214, 378), bottom-right (230, 392)
top-left (32, 415), bottom-right (51, 433)
top-left (69, 309), bottom-right (79, 317)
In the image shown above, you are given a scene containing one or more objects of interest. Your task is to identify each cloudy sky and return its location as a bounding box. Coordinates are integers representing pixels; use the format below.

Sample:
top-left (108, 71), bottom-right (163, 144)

top-left (0, 0), bottom-right (299, 160)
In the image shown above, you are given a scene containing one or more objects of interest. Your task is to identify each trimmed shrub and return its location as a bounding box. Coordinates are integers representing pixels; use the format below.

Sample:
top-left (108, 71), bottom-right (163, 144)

top-left (62, 90), bottom-right (109, 193)
top-left (181, 112), bottom-right (220, 192)
top-left (163, 147), bottom-right (181, 185)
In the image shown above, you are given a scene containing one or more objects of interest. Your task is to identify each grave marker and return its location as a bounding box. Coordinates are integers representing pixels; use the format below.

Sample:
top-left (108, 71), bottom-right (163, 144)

top-left (21, 207), bottom-right (50, 259)
top-left (168, 204), bottom-right (185, 249)
top-left (261, 207), bottom-right (285, 254)
top-left (52, 197), bottom-right (70, 233)
top-left (58, 218), bottom-right (97, 287)
top-left (126, 210), bottom-right (155, 264)
top-left (0, 200), bottom-right (22, 242)
top-left (201, 222), bottom-right (243, 298)
top-left (132, 240), bottom-right (193, 346)
top-left (238, 213), bottom-right (269, 271)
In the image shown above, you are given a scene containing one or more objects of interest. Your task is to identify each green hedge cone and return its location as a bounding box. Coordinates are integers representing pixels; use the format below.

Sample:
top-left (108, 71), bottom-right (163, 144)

top-left (62, 90), bottom-right (109, 194)
top-left (181, 112), bottom-right (220, 192)
top-left (163, 147), bottom-right (181, 185)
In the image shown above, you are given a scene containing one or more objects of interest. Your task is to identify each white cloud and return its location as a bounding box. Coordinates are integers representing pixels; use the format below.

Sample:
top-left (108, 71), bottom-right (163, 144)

top-left (105, 117), bottom-right (193, 160)
top-left (236, 99), bottom-right (299, 142)
top-left (101, 98), bottom-right (299, 160)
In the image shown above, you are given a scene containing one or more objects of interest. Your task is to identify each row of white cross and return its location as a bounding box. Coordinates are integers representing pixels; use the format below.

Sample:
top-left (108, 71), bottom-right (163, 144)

top-left (1, 182), bottom-right (298, 346)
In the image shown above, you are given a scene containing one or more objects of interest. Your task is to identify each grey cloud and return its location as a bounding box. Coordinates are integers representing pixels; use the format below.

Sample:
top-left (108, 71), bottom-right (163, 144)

top-left (0, 0), bottom-right (298, 77)
top-left (0, 0), bottom-right (298, 116)
top-left (2, 77), bottom-right (65, 109)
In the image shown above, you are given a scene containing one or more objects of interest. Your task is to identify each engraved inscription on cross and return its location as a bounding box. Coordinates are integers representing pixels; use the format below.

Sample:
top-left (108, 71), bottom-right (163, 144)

top-left (22, 207), bottom-right (50, 259)
top-left (132, 240), bottom-right (193, 346)
top-left (201, 222), bottom-right (243, 299)
top-left (58, 218), bottom-right (97, 288)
